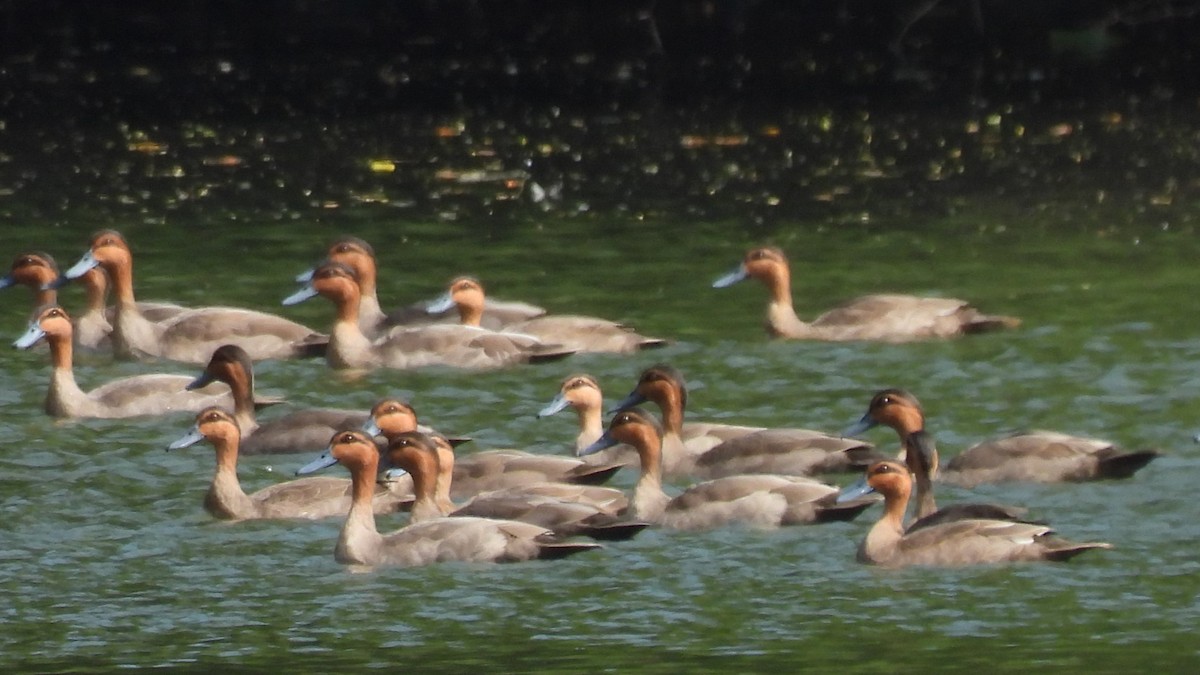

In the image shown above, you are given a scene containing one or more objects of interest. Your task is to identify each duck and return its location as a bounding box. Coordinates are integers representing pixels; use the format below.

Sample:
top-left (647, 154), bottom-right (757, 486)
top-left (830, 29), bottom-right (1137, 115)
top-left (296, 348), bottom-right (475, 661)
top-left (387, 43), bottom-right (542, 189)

top-left (836, 460), bottom-right (1112, 566)
top-left (167, 407), bottom-right (407, 521)
top-left (364, 397), bottom-right (624, 499)
top-left (613, 364), bottom-right (878, 478)
top-left (844, 387), bottom-right (1158, 489)
top-left (426, 276), bottom-right (667, 353)
top-left (0, 251), bottom-right (183, 350)
top-left (58, 229), bottom-right (327, 363)
top-left (580, 407), bottom-right (877, 530)
top-left (295, 429), bottom-right (602, 567)
top-left (283, 261), bottom-right (574, 371)
top-left (295, 236), bottom-right (547, 335)
top-left (382, 431), bottom-right (648, 541)
top-left (712, 246), bottom-right (1021, 342)
top-left (12, 304), bottom-right (242, 419)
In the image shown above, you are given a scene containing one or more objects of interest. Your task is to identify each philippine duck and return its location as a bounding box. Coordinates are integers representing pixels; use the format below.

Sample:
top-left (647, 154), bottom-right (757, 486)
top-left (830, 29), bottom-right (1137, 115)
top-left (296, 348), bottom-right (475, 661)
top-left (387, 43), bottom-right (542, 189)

top-left (59, 230), bottom-right (326, 363)
top-left (167, 407), bottom-right (406, 521)
top-left (713, 246), bottom-right (1021, 341)
top-left (836, 460), bottom-right (1111, 566)
top-left (13, 304), bottom-right (240, 419)
top-left (426, 276), bottom-right (668, 353)
top-left (295, 430), bottom-right (601, 567)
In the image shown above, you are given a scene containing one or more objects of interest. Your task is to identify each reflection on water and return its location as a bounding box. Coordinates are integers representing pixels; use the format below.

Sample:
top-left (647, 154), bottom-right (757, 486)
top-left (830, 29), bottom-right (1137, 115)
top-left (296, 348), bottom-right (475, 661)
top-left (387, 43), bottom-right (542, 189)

top-left (2, 41), bottom-right (1199, 672)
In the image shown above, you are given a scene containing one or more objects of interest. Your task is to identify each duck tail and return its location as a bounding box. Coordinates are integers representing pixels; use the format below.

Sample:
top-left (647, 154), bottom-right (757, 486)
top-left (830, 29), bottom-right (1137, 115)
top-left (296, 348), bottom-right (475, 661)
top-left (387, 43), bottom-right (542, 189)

top-left (564, 462), bottom-right (625, 485)
top-left (962, 314), bottom-right (1022, 334)
top-left (814, 498), bottom-right (876, 523)
top-left (636, 337), bottom-right (671, 350)
top-left (293, 333), bottom-right (330, 359)
top-left (1042, 540), bottom-right (1113, 562)
top-left (570, 519), bottom-right (651, 542)
top-left (534, 540), bottom-right (604, 560)
top-left (1097, 449), bottom-right (1161, 479)
top-left (528, 345), bottom-right (578, 364)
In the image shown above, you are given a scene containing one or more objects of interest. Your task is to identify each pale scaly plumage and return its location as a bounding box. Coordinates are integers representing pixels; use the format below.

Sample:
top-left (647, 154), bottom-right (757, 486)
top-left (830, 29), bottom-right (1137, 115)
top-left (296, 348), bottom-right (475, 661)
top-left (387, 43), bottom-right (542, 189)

top-left (837, 460), bottom-right (1111, 567)
top-left (713, 246), bottom-right (1020, 342)
top-left (58, 230), bottom-right (326, 363)
top-left (581, 408), bottom-right (876, 530)
top-left (296, 430), bottom-right (601, 567)
top-left (13, 305), bottom-right (238, 419)
top-left (167, 408), bottom-right (406, 521)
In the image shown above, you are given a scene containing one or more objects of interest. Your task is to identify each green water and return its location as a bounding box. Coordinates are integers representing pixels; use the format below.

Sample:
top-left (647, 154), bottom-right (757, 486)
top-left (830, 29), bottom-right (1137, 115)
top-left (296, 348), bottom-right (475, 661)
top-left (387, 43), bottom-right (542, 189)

top-left (2, 95), bottom-right (1199, 672)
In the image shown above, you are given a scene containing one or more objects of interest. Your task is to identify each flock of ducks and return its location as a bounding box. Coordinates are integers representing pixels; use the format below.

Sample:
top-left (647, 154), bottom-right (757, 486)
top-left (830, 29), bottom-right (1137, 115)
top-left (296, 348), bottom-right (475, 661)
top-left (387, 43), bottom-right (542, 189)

top-left (3, 231), bottom-right (1158, 570)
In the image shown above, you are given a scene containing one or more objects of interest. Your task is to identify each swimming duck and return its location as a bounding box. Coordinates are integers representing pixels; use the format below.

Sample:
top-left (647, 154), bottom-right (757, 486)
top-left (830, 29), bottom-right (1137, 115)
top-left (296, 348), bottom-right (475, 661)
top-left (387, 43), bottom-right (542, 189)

top-left (295, 430), bottom-right (602, 567)
top-left (59, 229), bottom-right (326, 363)
top-left (836, 460), bottom-right (1111, 566)
top-left (613, 364), bottom-right (878, 478)
top-left (13, 304), bottom-right (240, 419)
top-left (364, 397), bottom-right (624, 498)
top-left (845, 388), bottom-right (1158, 492)
top-left (712, 246), bottom-right (1021, 341)
top-left (0, 251), bottom-right (183, 350)
top-left (426, 276), bottom-right (667, 353)
top-left (284, 262), bottom-right (574, 371)
top-left (581, 408), bottom-right (876, 530)
top-left (295, 236), bottom-right (547, 335)
top-left (167, 407), bottom-right (406, 521)
top-left (842, 389), bottom-right (1034, 529)
top-left (383, 431), bottom-right (647, 541)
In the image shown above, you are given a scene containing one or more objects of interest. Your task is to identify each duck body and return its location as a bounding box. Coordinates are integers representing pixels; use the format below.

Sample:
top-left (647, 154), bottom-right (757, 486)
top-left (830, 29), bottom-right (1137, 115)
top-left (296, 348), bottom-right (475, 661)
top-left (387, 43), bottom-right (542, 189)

top-left (61, 230), bottom-right (325, 363)
top-left (614, 364), bottom-right (874, 478)
top-left (583, 408), bottom-right (875, 530)
top-left (714, 246), bottom-right (1020, 342)
top-left (944, 430), bottom-right (1160, 485)
top-left (14, 305), bottom-right (237, 419)
top-left (427, 276), bottom-right (667, 353)
top-left (838, 460), bottom-right (1111, 567)
top-left (298, 430), bottom-right (601, 567)
top-left (286, 263), bottom-right (573, 371)
top-left (169, 408), bottom-right (404, 521)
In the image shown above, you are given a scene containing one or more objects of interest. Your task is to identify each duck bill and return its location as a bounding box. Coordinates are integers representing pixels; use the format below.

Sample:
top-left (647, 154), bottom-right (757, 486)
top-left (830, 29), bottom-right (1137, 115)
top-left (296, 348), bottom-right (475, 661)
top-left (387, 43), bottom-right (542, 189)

top-left (578, 430), bottom-right (618, 457)
top-left (167, 426), bottom-right (205, 451)
top-left (423, 292), bottom-right (455, 314)
top-left (381, 467), bottom-right (409, 482)
top-left (840, 414), bottom-right (877, 438)
top-left (294, 266), bottom-right (316, 283)
top-left (608, 389), bottom-right (646, 414)
top-left (0, 275), bottom-right (14, 289)
top-left (282, 284), bottom-right (318, 306)
top-left (360, 419), bottom-right (382, 437)
top-left (836, 476), bottom-right (877, 503)
top-left (13, 324), bottom-right (46, 349)
top-left (296, 450), bottom-right (338, 475)
top-left (63, 250), bottom-right (100, 279)
top-left (537, 393), bottom-right (570, 418)
top-left (43, 275), bottom-right (71, 290)
top-left (711, 264), bottom-right (749, 288)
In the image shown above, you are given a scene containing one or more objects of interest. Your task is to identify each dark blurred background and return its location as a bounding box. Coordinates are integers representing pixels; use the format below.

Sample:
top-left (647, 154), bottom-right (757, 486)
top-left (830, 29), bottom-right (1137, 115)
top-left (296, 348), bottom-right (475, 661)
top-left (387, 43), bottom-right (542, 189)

top-left (2, 0), bottom-right (1198, 119)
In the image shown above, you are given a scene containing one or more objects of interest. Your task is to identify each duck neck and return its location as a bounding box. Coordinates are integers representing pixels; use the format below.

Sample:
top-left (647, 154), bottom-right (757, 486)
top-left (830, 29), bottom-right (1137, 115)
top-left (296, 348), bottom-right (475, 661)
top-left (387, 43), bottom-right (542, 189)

top-left (33, 286), bottom-right (57, 307)
top-left (45, 334), bottom-right (85, 417)
top-left (903, 430), bottom-right (938, 520)
top-left (103, 259), bottom-right (137, 309)
top-left (337, 456), bottom-right (384, 565)
top-left (205, 438), bottom-right (256, 520)
top-left (659, 431), bottom-right (691, 475)
top-left (631, 436), bottom-right (670, 521)
top-left (573, 405), bottom-right (604, 452)
top-left (436, 447), bottom-right (456, 514)
top-left (409, 460), bottom-right (446, 524)
top-left (860, 483), bottom-right (909, 564)
top-left (82, 270), bottom-right (107, 314)
top-left (457, 301), bottom-right (484, 327)
top-left (328, 297), bottom-right (376, 369)
top-left (224, 370), bottom-right (258, 434)
top-left (656, 391), bottom-right (686, 437)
